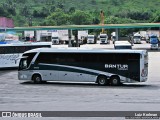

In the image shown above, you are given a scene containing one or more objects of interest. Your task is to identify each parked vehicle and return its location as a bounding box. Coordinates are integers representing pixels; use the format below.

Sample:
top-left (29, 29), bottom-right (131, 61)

top-left (87, 35), bottom-right (96, 44)
top-left (52, 32), bottom-right (59, 45)
top-left (0, 42), bottom-right (51, 69)
top-left (78, 30), bottom-right (88, 44)
top-left (111, 32), bottom-right (116, 44)
top-left (133, 33), bottom-right (141, 44)
top-left (150, 35), bottom-right (159, 50)
top-left (100, 33), bottom-right (109, 44)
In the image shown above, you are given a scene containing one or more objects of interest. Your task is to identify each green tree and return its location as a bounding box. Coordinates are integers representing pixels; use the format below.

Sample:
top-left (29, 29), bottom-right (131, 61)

top-left (13, 14), bottom-right (27, 26)
top-left (45, 9), bottom-right (70, 25)
top-left (20, 6), bottom-right (30, 17)
top-left (33, 10), bottom-right (39, 17)
top-left (57, 2), bottom-right (64, 10)
top-left (151, 11), bottom-right (160, 23)
top-left (71, 10), bottom-right (93, 25)
top-left (106, 16), bottom-right (135, 24)
top-left (69, 7), bottom-right (75, 13)
top-left (0, 5), bottom-right (9, 17)
top-left (91, 0), bottom-right (97, 5)
top-left (92, 18), bottom-right (99, 24)
top-left (50, 6), bottom-right (56, 12)
top-left (7, 7), bottom-right (16, 16)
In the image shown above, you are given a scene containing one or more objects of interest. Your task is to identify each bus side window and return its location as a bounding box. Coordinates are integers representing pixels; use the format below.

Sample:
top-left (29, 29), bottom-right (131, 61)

top-left (66, 53), bottom-right (80, 63)
top-left (35, 53), bottom-right (56, 64)
top-left (0, 47), bottom-right (6, 54)
top-left (15, 46), bottom-right (19, 53)
top-left (56, 53), bottom-right (67, 63)
top-left (98, 53), bottom-right (115, 63)
top-left (5, 46), bottom-right (13, 54)
top-left (82, 53), bottom-right (99, 63)
top-left (128, 53), bottom-right (140, 60)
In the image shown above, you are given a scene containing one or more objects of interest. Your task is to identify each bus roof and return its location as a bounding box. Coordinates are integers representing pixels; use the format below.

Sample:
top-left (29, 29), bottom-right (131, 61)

top-left (24, 47), bottom-right (146, 54)
top-left (114, 41), bottom-right (131, 46)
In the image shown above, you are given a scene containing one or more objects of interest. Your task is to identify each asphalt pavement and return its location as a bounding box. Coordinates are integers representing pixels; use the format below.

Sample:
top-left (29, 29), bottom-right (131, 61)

top-left (0, 41), bottom-right (160, 120)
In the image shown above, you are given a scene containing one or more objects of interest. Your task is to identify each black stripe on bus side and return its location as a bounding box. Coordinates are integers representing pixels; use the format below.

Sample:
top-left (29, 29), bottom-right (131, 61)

top-left (31, 64), bottom-right (99, 76)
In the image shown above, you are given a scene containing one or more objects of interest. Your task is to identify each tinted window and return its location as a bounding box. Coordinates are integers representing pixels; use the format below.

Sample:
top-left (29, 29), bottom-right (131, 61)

top-left (36, 53), bottom-right (51, 64)
top-left (36, 53), bottom-right (82, 64)
top-left (133, 36), bottom-right (141, 39)
top-left (0, 45), bottom-right (50, 54)
top-left (0, 47), bottom-right (6, 54)
top-left (96, 53), bottom-right (115, 63)
top-left (0, 46), bottom-right (16, 54)
top-left (57, 53), bottom-right (82, 63)
top-left (150, 36), bottom-right (157, 38)
top-left (35, 52), bottom-right (140, 64)
top-left (115, 46), bottom-right (132, 49)
top-left (100, 36), bottom-right (107, 38)
top-left (114, 53), bottom-right (140, 61)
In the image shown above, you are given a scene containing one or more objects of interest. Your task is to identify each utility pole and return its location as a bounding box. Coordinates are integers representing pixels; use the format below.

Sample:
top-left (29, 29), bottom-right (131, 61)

top-left (29, 17), bottom-right (32, 26)
top-left (68, 29), bottom-right (72, 47)
top-left (100, 10), bottom-right (105, 33)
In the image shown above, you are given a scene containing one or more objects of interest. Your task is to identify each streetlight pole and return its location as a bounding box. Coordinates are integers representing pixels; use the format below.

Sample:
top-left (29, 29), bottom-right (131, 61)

top-left (29, 17), bottom-right (32, 26)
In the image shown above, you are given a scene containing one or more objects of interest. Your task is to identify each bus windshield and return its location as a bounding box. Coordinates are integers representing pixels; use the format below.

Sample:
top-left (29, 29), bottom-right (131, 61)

top-left (19, 58), bottom-right (28, 70)
top-left (88, 36), bottom-right (94, 39)
top-left (18, 52), bottom-right (37, 70)
top-left (52, 37), bottom-right (58, 39)
top-left (100, 36), bottom-right (107, 38)
top-left (133, 36), bottom-right (141, 39)
top-left (150, 36), bottom-right (157, 38)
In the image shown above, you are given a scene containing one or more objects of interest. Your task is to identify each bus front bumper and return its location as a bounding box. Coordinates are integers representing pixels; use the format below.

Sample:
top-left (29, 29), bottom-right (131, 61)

top-left (18, 71), bottom-right (32, 80)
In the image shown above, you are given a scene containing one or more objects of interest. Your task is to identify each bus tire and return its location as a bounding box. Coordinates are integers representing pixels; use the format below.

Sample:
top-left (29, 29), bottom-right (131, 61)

top-left (97, 76), bottom-right (108, 86)
top-left (110, 76), bottom-right (120, 86)
top-left (32, 74), bottom-right (42, 84)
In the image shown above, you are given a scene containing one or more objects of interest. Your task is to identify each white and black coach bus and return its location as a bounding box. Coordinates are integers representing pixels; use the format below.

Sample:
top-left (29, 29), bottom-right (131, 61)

top-left (18, 48), bottom-right (148, 86)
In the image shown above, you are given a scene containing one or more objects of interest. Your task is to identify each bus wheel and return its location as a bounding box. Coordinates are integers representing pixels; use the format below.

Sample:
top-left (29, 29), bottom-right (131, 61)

top-left (32, 74), bottom-right (42, 84)
top-left (97, 76), bottom-right (108, 86)
top-left (110, 76), bottom-right (120, 86)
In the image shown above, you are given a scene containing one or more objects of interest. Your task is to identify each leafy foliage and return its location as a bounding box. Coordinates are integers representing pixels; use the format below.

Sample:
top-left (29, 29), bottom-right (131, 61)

top-left (45, 9), bottom-right (70, 26)
top-left (0, 0), bottom-right (160, 27)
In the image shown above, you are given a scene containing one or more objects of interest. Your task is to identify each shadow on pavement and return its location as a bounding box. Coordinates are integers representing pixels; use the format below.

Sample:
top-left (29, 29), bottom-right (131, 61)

top-left (20, 81), bottom-right (159, 90)
top-left (0, 70), bottom-right (16, 75)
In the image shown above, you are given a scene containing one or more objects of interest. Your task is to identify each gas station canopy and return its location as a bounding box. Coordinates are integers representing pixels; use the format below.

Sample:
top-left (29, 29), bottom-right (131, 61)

top-left (5, 23), bottom-right (160, 31)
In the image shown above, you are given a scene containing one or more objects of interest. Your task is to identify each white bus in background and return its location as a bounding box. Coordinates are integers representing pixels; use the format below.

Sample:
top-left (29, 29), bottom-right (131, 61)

top-left (87, 35), bottom-right (96, 44)
top-left (133, 33), bottom-right (141, 44)
top-left (0, 42), bottom-right (51, 69)
top-left (99, 33), bottom-right (109, 44)
top-left (18, 48), bottom-right (148, 86)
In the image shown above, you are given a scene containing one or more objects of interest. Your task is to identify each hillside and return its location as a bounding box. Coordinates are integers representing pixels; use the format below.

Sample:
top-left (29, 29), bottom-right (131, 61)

top-left (0, 0), bottom-right (160, 27)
